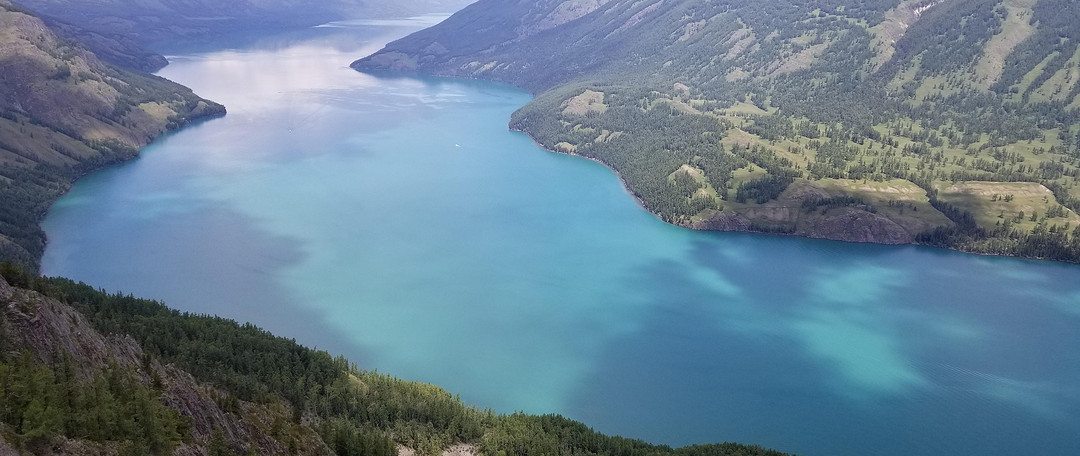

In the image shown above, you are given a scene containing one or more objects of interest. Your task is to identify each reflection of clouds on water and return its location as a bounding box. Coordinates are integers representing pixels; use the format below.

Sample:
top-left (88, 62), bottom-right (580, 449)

top-left (315, 14), bottom-right (451, 28)
top-left (808, 265), bottom-right (904, 306)
top-left (157, 39), bottom-right (411, 115)
top-left (794, 316), bottom-right (928, 396)
top-left (679, 242), bottom-right (1074, 409)
top-left (680, 255), bottom-right (931, 397)
top-left (685, 263), bottom-right (744, 299)
top-left (941, 365), bottom-right (1072, 419)
top-left (795, 265), bottom-right (929, 396)
top-left (926, 316), bottom-right (982, 340)
top-left (1049, 291), bottom-right (1080, 316)
top-left (300, 86), bottom-right (480, 114)
top-left (981, 375), bottom-right (1066, 419)
top-left (1000, 288), bottom-right (1080, 317)
top-left (971, 255), bottom-right (1054, 282)
top-left (710, 240), bottom-right (755, 265)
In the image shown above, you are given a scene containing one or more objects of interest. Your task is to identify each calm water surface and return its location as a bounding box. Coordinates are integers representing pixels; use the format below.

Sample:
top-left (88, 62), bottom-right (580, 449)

top-left (41, 19), bottom-right (1080, 456)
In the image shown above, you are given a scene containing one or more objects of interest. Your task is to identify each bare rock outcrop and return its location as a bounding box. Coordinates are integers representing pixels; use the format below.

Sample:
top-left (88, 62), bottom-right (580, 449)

top-left (690, 180), bottom-right (917, 244)
top-left (691, 212), bottom-right (752, 231)
top-left (0, 434), bottom-right (19, 456)
top-left (805, 208), bottom-right (914, 244)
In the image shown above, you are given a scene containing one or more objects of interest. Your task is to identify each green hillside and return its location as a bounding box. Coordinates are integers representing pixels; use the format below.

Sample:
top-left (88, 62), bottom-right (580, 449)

top-left (42, 16), bottom-right (169, 72)
top-left (355, 0), bottom-right (1080, 262)
top-left (0, 0), bottom-right (225, 269)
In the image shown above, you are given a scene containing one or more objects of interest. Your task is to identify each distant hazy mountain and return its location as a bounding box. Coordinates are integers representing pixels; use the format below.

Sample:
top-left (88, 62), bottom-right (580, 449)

top-left (15, 0), bottom-right (477, 45)
top-left (41, 16), bottom-right (169, 72)
top-left (358, 0), bottom-right (1078, 104)
top-left (0, 0), bottom-right (224, 268)
top-left (357, 0), bottom-right (1080, 262)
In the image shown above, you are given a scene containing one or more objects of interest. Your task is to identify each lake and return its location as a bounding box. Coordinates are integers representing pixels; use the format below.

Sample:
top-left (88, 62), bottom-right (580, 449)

top-left (40, 17), bottom-right (1080, 456)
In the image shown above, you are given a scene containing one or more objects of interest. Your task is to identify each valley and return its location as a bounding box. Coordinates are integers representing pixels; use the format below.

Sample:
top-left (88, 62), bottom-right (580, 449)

top-left (1, 1), bottom-right (1079, 455)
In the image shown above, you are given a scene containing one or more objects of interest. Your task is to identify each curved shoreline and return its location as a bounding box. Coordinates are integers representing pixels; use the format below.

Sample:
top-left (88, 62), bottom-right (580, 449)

top-left (32, 109), bottom-right (226, 273)
top-left (510, 126), bottom-right (666, 223)
top-left (509, 126), bottom-right (1080, 266)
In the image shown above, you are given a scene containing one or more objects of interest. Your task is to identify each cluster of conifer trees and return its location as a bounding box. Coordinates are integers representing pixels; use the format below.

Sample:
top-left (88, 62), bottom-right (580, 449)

top-left (0, 352), bottom-right (185, 455)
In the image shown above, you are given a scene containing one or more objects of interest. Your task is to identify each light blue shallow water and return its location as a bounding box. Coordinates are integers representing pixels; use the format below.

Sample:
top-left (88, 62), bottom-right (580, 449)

top-left (40, 20), bottom-right (1080, 456)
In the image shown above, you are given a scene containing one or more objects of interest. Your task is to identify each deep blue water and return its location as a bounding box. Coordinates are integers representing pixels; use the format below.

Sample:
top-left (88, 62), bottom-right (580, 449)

top-left (40, 19), bottom-right (1080, 456)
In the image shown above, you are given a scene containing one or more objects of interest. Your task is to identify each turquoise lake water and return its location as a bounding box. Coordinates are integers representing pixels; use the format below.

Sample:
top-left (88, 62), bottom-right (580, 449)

top-left (40, 19), bottom-right (1080, 456)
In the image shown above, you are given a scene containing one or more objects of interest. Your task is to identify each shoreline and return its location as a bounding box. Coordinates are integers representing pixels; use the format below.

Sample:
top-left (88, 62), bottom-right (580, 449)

top-left (509, 127), bottom-right (1080, 267)
top-left (32, 109), bottom-right (227, 273)
top-left (510, 126), bottom-right (671, 225)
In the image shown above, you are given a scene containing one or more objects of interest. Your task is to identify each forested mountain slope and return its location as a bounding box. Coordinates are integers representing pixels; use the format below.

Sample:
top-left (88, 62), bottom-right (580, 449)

top-left (15, 0), bottom-right (477, 46)
top-left (0, 267), bottom-right (792, 456)
top-left (0, 273), bottom-right (335, 455)
top-left (40, 16), bottom-right (169, 72)
top-left (0, 0), bottom-right (224, 269)
top-left (356, 0), bottom-right (1080, 262)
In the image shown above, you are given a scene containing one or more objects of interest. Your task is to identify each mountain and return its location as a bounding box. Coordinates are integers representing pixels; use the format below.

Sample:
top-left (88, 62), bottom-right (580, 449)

top-left (356, 0), bottom-right (1080, 262)
top-left (0, 268), bottom-right (793, 456)
top-left (14, 0), bottom-right (477, 46)
top-left (0, 0), bottom-right (225, 270)
top-left (41, 16), bottom-right (169, 72)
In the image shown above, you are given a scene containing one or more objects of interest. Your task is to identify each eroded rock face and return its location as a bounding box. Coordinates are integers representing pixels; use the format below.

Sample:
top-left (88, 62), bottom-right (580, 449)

top-left (0, 434), bottom-right (19, 456)
top-left (1, 282), bottom-right (139, 380)
top-left (691, 212), bottom-right (752, 231)
top-left (804, 208), bottom-right (914, 244)
top-left (689, 179), bottom-right (917, 245)
top-left (0, 276), bottom-right (12, 301)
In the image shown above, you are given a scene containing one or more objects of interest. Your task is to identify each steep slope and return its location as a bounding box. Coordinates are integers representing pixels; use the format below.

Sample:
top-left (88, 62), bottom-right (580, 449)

top-left (0, 0), bottom-right (225, 269)
top-left (0, 275), bottom-right (335, 455)
top-left (41, 16), bottom-right (169, 72)
top-left (0, 268), bottom-right (793, 456)
top-left (14, 0), bottom-right (477, 46)
top-left (356, 0), bottom-right (1080, 262)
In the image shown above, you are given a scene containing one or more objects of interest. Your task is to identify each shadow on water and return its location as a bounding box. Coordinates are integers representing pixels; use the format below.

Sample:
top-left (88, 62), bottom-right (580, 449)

top-left (43, 189), bottom-right (378, 366)
top-left (560, 251), bottom-right (847, 454)
top-left (562, 234), bottom-right (1080, 456)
